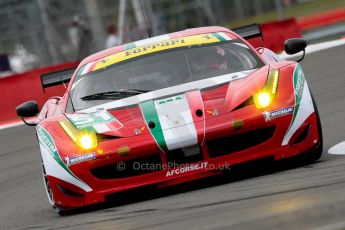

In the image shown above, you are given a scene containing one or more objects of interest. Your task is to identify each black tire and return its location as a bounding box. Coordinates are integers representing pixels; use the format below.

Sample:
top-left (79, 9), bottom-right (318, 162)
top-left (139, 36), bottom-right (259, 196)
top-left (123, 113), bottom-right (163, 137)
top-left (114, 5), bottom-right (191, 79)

top-left (42, 163), bottom-right (78, 215)
top-left (305, 93), bottom-right (323, 161)
top-left (54, 206), bottom-right (69, 216)
top-left (42, 162), bottom-right (55, 207)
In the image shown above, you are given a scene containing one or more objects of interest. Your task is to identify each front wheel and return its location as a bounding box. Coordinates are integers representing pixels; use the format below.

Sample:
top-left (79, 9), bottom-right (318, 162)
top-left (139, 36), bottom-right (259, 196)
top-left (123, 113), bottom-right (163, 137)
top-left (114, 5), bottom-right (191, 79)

top-left (305, 93), bottom-right (323, 161)
top-left (42, 162), bottom-right (55, 207)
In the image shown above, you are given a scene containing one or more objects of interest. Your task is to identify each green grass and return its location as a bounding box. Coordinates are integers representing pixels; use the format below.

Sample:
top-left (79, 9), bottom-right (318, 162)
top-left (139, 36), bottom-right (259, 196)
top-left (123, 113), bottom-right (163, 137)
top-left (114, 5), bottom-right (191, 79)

top-left (225, 0), bottom-right (345, 28)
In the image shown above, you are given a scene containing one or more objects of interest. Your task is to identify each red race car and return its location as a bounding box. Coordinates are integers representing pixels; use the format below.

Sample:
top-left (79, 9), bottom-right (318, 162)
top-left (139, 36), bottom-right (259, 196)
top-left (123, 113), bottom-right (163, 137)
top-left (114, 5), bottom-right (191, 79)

top-left (16, 25), bottom-right (322, 213)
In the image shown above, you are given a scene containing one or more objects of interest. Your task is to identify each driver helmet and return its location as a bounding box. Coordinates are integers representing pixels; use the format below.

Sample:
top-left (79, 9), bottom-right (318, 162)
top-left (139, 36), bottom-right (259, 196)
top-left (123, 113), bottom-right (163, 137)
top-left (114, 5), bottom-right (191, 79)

top-left (190, 46), bottom-right (228, 72)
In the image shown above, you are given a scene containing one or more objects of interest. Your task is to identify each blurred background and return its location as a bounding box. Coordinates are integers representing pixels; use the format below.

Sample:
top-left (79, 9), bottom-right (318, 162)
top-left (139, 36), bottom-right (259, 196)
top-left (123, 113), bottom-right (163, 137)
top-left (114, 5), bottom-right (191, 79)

top-left (0, 0), bottom-right (344, 73)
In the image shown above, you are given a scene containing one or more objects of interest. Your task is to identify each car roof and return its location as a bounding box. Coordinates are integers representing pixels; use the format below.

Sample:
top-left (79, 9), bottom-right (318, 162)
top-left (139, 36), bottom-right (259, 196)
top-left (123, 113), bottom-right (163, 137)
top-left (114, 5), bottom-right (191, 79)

top-left (78, 26), bottom-right (238, 68)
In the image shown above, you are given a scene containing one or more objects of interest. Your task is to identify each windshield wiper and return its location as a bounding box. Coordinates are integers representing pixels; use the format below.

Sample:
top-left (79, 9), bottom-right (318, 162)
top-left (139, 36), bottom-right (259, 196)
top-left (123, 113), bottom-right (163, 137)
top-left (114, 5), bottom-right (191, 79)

top-left (81, 89), bottom-right (150, 101)
top-left (126, 89), bottom-right (150, 93)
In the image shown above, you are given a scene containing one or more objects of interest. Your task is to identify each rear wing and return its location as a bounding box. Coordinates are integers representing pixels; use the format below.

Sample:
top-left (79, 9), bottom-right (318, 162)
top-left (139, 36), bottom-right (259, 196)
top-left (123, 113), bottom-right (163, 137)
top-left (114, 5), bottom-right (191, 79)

top-left (40, 67), bottom-right (76, 91)
top-left (232, 23), bottom-right (263, 40)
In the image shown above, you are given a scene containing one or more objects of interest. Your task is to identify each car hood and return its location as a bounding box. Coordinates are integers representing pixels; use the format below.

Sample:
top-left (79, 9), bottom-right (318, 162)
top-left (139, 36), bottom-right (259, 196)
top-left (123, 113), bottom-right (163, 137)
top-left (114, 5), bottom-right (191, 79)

top-left (65, 67), bottom-right (268, 139)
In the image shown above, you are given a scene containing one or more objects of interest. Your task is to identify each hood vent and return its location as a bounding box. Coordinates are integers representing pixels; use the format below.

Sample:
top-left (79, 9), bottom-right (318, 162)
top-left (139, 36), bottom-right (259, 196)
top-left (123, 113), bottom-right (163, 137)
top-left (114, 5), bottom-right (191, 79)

top-left (231, 96), bottom-right (255, 112)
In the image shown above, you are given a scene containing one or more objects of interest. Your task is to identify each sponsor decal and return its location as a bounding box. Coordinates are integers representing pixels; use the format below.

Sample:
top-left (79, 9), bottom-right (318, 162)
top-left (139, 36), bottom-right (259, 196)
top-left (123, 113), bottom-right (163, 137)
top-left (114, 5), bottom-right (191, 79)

top-left (37, 126), bottom-right (79, 179)
top-left (166, 162), bottom-right (208, 177)
top-left (38, 125), bottom-right (93, 191)
top-left (285, 64), bottom-right (306, 131)
top-left (157, 95), bottom-right (183, 105)
top-left (66, 110), bottom-right (121, 133)
top-left (295, 70), bottom-right (305, 98)
top-left (263, 106), bottom-right (294, 122)
top-left (77, 33), bottom-right (232, 76)
top-left (282, 64), bottom-right (314, 145)
top-left (65, 153), bottom-right (96, 166)
top-left (37, 126), bottom-right (58, 154)
top-left (292, 64), bottom-right (305, 123)
top-left (125, 38), bottom-right (186, 56)
top-left (67, 110), bottom-right (115, 129)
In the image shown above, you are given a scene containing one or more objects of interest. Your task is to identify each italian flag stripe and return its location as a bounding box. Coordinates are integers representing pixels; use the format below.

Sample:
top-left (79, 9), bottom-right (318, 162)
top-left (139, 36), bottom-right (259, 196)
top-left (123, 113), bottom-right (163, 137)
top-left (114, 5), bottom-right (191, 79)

top-left (140, 100), bottom-right (168, 152)
top-left (212, 32), bottom-right (232, 42)
top-left (217, 32), bottom-right (232, 41)
top-left (77, 62), bottom-right (95, 76)
top-left (87, 61), bottom-right (98, 74)
top-left (155, 94), bottom-right (197, 150)
top-left (141, 94), bottom-right (199, 152)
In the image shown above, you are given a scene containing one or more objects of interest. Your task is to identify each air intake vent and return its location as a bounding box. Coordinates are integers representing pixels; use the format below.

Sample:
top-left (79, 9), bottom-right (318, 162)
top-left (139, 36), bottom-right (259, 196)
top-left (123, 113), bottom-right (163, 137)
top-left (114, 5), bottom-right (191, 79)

top-left (91, 153), bottom-right (162, 179)
top-left (207, 126), bottom-right (275, 158)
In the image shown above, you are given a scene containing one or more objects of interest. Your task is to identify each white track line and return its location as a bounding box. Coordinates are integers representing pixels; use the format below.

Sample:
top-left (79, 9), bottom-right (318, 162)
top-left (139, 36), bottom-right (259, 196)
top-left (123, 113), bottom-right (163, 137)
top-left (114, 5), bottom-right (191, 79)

top-left (0, 117), bottom-right (36, 131)
top-left (328, 141), bottom-right (345, 155)
top-left (0, 120), bottom-right (26, 131)
top-left (1, 38), bottom-right (345, 131)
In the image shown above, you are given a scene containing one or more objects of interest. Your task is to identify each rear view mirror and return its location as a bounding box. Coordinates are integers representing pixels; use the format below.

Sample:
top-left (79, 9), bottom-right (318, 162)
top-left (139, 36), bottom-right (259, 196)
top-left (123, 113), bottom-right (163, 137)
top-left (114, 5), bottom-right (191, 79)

top-left (284, 38), bottom-right (307, 62)
top-left (16, 101), bottom-right (39, 126)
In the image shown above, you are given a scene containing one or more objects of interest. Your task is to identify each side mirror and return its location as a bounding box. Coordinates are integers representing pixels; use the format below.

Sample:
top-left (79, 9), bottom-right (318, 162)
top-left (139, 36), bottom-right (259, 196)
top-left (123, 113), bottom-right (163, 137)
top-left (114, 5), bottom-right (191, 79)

top-left (16, 101), bottom-right (39, 126)
top-left (284, 38), bottom-right (307, 62)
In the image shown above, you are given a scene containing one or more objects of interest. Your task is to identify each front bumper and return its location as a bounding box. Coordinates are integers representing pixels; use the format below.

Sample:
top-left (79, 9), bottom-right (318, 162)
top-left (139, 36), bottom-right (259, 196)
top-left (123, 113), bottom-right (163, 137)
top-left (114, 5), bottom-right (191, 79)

top-left (48, 103), bottom-right (320, 209)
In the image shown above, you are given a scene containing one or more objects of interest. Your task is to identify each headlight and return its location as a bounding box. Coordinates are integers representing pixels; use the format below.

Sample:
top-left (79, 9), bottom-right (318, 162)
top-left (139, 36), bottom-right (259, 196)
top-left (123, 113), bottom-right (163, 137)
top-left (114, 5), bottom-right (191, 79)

top-left (254, 69), bottom-right (279, 108)
top-left (59, 120), bottom-right (97, 150)
top-left (79, 134), bottom-right (96, 149)
top-left (256, 92), bottom-right (271, 107)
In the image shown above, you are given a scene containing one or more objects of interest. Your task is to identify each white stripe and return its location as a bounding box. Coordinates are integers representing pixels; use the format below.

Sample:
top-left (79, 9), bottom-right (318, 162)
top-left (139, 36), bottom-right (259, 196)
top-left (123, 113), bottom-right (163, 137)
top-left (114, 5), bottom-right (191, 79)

top-left (134, 34), bottom-right (170, 47)
top-left (0, 121), bottom-right (25, 130)
top-left (282, 80), bottom-right (314, 145)
top-left (82, 70), bottom-right (253, 113)
top-left (81, 62), bottom-right (93, 75)
top-left (217, 32), bottom-right (231, 41)
top-left (93, 123), bottom-right (110, 133)
top-left (328, 142), bottom-right (345, 155)
top-left (162, 124), bottom-right (198, 150)
top-left (39, 143), bottom-right (92, 192)
top-left (0, 118), bottom-right (36, 131)
top-left (155, 94), bottom-right (198, 150)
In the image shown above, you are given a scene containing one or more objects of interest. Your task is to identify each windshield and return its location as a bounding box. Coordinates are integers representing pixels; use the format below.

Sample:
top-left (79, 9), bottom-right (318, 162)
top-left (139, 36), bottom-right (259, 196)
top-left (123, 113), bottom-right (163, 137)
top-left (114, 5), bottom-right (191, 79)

top-left (69, 39), bottom-right (264, 111)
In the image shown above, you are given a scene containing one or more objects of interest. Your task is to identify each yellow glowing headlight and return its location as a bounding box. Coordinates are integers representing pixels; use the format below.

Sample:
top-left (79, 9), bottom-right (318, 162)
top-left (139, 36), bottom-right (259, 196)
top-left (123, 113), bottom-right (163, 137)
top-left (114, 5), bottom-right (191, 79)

top-left (79, 134), bottom-right (96, 149)
top-left (254, 69), bottom-right (279, 108)
top-left (257, 92), bottom-right (271, 107)
top-left (59, 120), bottom-right (97, 150)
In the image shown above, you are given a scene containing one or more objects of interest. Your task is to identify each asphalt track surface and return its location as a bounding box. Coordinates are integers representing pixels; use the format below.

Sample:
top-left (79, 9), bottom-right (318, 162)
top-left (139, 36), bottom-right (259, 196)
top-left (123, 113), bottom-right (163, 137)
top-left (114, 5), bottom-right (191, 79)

top-left (1, 45), bottom-right (345, 230)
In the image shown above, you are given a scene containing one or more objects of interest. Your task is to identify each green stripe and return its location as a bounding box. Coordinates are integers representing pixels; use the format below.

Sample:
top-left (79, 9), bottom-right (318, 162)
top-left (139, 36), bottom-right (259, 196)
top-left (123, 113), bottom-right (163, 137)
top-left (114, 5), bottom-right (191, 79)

top-left (212, 32), bottom-right (226, 42)
top-left (125, 42), bottom-right (136, 50)
top-left (140, 100), bottom-right (167, 152)
top-left (77, 65), bottom-right (86, 76)
top-left (288, 64), bottom-right (305, 131)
